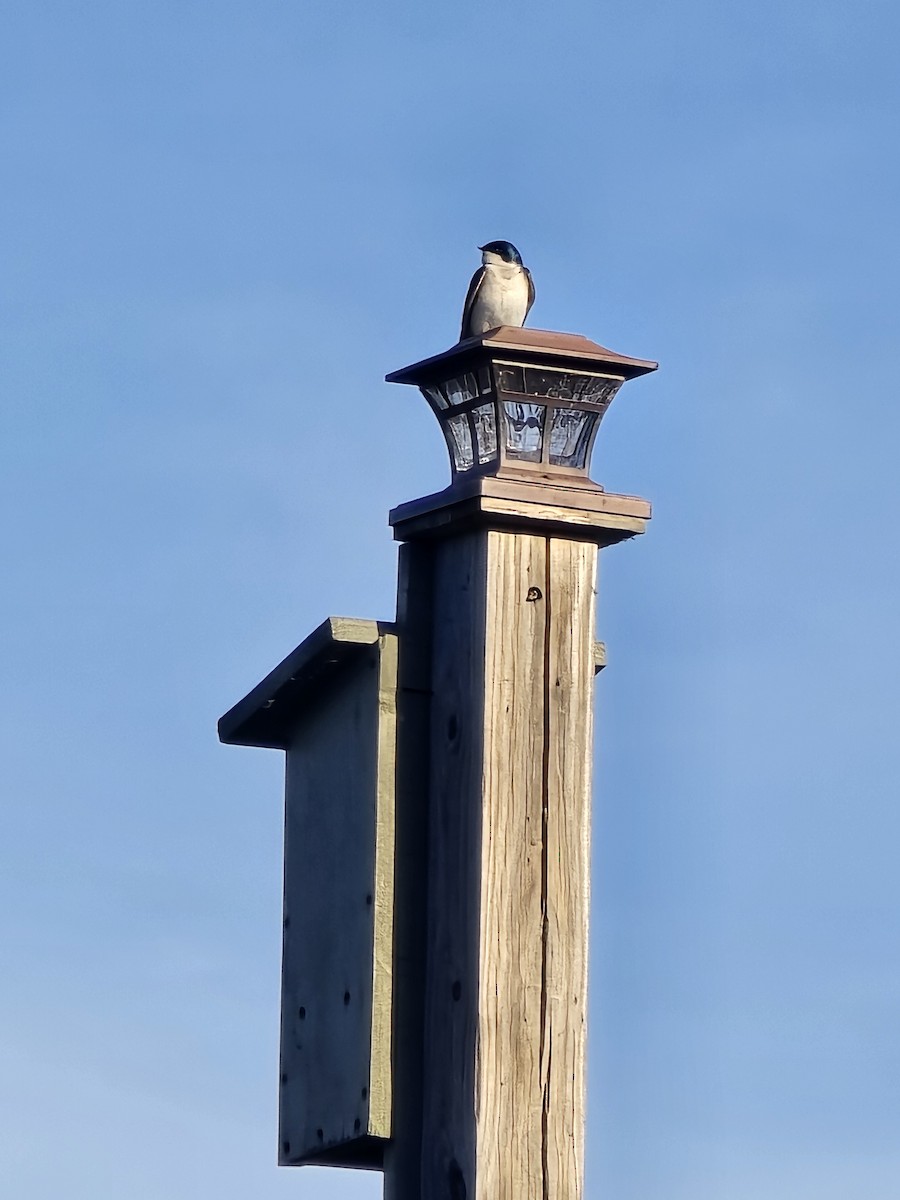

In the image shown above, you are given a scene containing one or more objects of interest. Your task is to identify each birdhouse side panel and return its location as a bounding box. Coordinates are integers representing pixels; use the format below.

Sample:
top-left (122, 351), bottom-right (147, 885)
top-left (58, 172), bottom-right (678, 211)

top-left (278, 639), bottom-right (396, 1167)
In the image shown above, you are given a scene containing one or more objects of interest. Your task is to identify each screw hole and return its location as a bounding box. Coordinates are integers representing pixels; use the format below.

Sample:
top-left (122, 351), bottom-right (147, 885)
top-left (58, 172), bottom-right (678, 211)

top-left (344, 991), bottom-right (351, 1005)
top-left (282, 1140), bottom-right (291, 1156)
top-left (298, 1006), bottom-right (306, 1020)
top-left (447, 713), bottom-right (458, 740)
top-left (354, 1118), bottom-right (361, 1132)
top-left (316, 1128), bottom-right (324, 1142)
top-left (451, 980), bottom-right (462, 1001)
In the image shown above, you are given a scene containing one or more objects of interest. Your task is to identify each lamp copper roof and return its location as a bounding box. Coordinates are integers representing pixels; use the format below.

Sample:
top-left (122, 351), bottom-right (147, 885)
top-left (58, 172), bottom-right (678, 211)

top-left (386, 326), bottom-right (658, 386)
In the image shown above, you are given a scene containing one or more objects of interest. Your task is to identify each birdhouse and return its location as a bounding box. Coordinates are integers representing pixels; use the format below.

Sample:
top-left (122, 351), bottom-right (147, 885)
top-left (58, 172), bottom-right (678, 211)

top-left (385, 326), bottom-right (656, 486)
top-left (218, 618), bottom-right (398, 1169)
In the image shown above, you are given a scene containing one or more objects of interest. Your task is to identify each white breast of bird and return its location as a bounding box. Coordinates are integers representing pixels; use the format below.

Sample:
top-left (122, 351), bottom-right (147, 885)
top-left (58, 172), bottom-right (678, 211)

top-left (474, 263), bottom-right (529, 329)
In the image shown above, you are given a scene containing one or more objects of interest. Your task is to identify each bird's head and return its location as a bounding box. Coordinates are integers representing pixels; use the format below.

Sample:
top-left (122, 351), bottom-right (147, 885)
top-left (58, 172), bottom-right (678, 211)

top-left (479, 240), bottom-right (524, 266)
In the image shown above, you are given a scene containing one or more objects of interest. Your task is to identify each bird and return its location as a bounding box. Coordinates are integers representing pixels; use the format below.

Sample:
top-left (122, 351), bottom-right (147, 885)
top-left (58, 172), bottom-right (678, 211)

top-left (459, 240), bottom-right (535, 341)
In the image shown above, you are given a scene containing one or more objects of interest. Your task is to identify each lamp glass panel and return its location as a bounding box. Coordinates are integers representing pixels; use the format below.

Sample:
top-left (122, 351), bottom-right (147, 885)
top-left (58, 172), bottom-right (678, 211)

top-left (523, 368), bottom-right (576, 399)
top-left (445, 414), bottom-right (474, 471)
top-left (478, 367), bottom-right (493, 394)
top-left (443, 373), bottom-right (482, 407)
top-left (493, 364), bottom-right (623, 404)
top-left (582, 378), bottom-right (622, 412)
top-left (549, 408), bottom-right (598, 468)
top-left (423, 385), bottom-right (449, 411)
top-left (464, 372), bottom-right (482, 400)
top-left (472, 404), bottom-right (497, 463)
top-left (497, 365), bottom-right (525, 394)
top-left (443, 377), bottom-right (465, 407)
top-left (503, 402), bottom-right (544, 461)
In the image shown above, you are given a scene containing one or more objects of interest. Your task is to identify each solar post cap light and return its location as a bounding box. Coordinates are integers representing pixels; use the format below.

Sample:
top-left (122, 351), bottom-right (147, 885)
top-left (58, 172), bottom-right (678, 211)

top-left (386, 325), bottom-right (655, 483)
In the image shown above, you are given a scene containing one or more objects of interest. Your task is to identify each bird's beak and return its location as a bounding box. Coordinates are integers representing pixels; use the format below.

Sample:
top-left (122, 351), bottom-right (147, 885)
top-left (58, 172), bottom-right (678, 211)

top-left (477, 245), bottom-right (486, 251)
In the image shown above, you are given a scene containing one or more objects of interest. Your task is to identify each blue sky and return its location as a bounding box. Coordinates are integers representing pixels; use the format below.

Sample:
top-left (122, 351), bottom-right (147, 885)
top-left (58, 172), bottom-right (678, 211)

top-left (2, 2), bottom-right (899, 1197)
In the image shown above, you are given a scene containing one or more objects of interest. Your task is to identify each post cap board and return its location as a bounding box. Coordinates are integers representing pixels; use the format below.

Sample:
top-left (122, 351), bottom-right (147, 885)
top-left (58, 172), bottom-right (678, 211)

top-left (389, 474), bottom-right (651, 544)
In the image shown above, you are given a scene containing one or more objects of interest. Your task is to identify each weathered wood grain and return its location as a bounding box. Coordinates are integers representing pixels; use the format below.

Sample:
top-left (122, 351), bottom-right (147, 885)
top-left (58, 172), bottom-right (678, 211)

top-left (419, 531), bottom-right (488, 1197)
top-left (543, 538), bottom-right (597, 1200)
top-left (369, 631), bottom-right (399, 1137)
top-left (476, 531), bottom-right (547, 1200)
top-left (413, 528), bottom-right (598, 1200)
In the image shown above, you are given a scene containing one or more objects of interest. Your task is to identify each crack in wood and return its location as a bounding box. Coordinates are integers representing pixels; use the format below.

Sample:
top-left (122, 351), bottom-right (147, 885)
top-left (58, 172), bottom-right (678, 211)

top-left (539, 537), bottom-right (553, 1200)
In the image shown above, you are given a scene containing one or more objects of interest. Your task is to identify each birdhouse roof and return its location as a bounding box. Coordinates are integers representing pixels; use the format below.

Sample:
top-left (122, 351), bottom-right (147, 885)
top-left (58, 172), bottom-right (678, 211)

top-left (218, 617), bottom-right (394, 749)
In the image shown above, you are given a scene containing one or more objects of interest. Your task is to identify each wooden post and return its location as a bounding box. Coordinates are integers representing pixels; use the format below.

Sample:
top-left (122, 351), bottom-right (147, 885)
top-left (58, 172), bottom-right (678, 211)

top-left (385, 481), bottom-right (650, 1200)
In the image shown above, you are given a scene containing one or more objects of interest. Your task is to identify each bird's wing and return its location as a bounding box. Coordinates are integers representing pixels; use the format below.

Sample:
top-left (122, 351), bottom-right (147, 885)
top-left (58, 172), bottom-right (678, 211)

top-left (460, 267), bottom-right (486, 340)
top-left (524, 268), bottom-right (535, 322)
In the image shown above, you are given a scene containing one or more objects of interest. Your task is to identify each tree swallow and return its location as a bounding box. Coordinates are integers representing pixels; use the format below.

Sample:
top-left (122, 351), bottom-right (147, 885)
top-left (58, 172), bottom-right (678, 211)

top-left (460, 240), bottom-right (535, 341)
